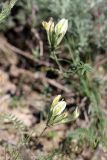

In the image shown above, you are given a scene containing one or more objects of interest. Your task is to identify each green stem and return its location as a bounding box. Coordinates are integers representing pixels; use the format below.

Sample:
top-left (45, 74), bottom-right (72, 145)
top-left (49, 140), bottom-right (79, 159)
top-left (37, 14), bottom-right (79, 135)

top-left (52, 51), bottom-right (62, 72)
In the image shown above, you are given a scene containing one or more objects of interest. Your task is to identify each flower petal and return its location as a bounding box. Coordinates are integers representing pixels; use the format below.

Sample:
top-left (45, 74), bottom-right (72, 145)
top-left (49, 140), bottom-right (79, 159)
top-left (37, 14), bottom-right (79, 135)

top-left (55, 19), bottom-right (68, 34)
top-left (52, 101), bottom-right (66, 116)
top-left (51, 95), bottom-right (61, 110)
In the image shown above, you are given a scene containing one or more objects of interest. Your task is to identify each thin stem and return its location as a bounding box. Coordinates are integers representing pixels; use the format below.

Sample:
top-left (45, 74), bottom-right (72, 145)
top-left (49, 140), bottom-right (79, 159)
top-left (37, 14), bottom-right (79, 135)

top-left (39, 126), bottom-right (48, 138)
top-left (4, 146), bottom-right (7, 160)
top-left (52, 51), bottom-right (62, 72)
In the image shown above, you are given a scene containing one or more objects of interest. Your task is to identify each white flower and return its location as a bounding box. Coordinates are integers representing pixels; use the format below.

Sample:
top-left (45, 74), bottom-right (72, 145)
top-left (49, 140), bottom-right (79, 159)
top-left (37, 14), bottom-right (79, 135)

top-left (51, 95), bottom-right (61, 109)
top-left (42, 18), bottom-right (68, 49)
top-left (52, 101), bottom-right (66, 116)
top-left (55, 19), bottom-right (68, 35)
top-left (47, 95), bottom-right (79, 126)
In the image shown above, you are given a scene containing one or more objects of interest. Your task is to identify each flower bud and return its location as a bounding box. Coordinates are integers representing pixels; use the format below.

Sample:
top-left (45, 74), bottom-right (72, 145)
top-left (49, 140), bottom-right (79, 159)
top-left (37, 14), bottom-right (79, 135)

top-left (55, 19), bottom-right (68, 35)
top-left (42, 18), bottom-right (68, 50)
top-left (52, 101), bottom-right (66, 116)
top-left (42, 19), bottom-right (54, 33)
top-left (47, 95), bottom-right (79, 127)
top-left (51, 95), bottom-right (61, 109)
top-left (73, 107), bottom-right (79, 119)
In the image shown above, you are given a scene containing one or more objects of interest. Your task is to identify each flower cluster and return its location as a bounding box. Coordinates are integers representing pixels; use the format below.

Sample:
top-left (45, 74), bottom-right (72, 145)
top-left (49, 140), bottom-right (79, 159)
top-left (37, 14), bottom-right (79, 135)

top-left (47, 95), bottom-right (79, 126)
top-left (42, 18), bottom-right (68, 50)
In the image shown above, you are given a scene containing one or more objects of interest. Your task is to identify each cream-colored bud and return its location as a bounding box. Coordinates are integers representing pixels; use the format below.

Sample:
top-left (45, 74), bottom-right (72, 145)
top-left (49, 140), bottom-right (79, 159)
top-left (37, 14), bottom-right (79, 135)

top-left (55, 19), bottom-right (68, 34)
top-left (51, 95), bottom-right (61, 109)
top-left (73, 107), bottom-right (80, 119)
top-left (42, 19), bottom-right (54, 32)
top-left (52, 101), bottom-right (66, 116)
